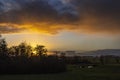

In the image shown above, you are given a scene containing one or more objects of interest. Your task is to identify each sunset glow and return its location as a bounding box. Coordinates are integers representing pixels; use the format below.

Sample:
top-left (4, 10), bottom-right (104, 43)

top-left (0, 0), bottom-right (120, 51)
top-left (0, 0), bottom-right (120, 79)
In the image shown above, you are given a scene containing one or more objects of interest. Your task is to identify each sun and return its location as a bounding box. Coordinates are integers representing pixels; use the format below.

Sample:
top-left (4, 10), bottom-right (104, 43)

top-left (33, 50), bottom-right (37, 55)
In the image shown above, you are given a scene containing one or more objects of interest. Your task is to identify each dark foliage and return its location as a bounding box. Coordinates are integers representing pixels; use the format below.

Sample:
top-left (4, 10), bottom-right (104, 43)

top-left (0, 56), bottom-right (66, 74)
top-left (0, 36), bottom-right (66, 74)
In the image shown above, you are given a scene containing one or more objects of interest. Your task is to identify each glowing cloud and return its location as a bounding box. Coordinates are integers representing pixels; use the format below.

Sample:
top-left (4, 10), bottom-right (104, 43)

top-left (0, 0), bottom-right (120, 34)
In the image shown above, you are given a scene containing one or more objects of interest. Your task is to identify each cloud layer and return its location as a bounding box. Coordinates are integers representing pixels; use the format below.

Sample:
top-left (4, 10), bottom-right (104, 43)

top-left (0, 0), bottom-right (120, 34)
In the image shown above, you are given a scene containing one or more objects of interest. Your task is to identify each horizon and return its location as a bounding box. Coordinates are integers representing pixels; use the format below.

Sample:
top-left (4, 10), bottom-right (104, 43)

top-left (2, 33), bottom-right (120, 51)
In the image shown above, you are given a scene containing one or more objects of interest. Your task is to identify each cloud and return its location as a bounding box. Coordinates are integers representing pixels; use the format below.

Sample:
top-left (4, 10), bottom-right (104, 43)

top-left (0, 0), bottom-right (120, 34)
top-left (0, 23), bottom-right (24, 33)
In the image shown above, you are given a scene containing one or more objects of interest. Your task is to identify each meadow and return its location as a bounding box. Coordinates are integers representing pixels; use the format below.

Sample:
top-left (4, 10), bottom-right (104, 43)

top-left (0, 64), bottom-right (120, 80)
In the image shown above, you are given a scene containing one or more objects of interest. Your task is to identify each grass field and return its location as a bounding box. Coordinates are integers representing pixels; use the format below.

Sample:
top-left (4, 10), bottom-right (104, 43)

top-left (0, 64), bottom-right (120, 80)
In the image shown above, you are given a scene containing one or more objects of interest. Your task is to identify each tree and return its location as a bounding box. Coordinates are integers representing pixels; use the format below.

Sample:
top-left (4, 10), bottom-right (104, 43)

top-left (0, 35), bottom-right (8, 57)
top-left (18, 42), bottom-right (32, 57)
top-left (34, 45), bottom-right (47, 57)
top-left (8, 46), bottom-right (19, 57)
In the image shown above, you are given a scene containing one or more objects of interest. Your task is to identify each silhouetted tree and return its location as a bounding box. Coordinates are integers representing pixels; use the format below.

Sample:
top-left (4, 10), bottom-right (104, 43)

top-left (34, 45), bottom-right (47, 58)
top-left (8, 46), bottom-right (19, 57)
top-left (18, 42), bottom-right (32, 57)
top-left (0, 35), bottom-right (8, 57)
top-left (0, 36), bottom-right (66, 74)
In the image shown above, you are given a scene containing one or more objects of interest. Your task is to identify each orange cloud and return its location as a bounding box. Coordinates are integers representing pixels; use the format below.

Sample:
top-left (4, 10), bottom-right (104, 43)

top-left (0, 0), bottom-right (120, 35)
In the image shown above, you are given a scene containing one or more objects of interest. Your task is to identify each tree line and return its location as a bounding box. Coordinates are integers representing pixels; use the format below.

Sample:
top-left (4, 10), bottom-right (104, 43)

top-left (0, 35), bottom-right (66, 74)
top-left (0, 37), bottom-right (47, 58)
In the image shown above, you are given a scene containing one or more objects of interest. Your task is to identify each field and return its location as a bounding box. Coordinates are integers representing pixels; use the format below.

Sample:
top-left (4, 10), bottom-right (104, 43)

top-left (0, 64), bottom-right (120, 80)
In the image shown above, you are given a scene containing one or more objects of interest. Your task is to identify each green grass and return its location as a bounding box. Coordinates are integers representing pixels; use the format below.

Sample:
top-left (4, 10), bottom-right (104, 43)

top-left (0, 64), bottom-right (120, 80)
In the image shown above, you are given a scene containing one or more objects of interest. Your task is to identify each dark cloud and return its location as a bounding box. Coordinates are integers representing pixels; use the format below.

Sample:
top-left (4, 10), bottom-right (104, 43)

top-left (74, 0), bottom-right (120, 33)
top-left (0, 2), bottom-right (3, 12)
top-left (0, 0), bottom-right (120, 34)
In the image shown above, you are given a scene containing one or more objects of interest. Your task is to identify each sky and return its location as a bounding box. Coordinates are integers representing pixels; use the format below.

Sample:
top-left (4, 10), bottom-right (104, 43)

top-left (0, 0), bottom-right (120, 51)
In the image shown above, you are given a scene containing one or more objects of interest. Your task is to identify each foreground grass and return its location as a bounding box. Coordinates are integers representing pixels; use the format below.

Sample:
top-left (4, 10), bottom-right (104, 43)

top-left (0, 64), bottom-right (120, 80)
